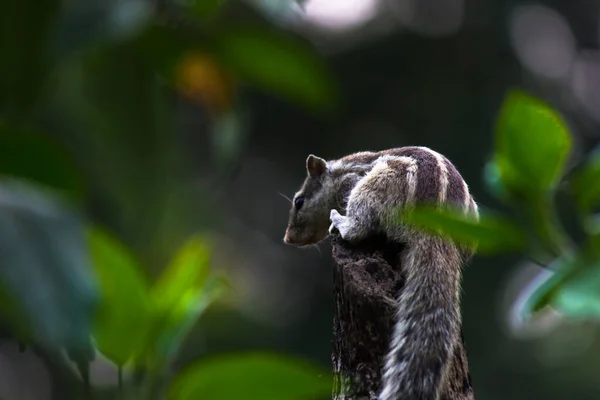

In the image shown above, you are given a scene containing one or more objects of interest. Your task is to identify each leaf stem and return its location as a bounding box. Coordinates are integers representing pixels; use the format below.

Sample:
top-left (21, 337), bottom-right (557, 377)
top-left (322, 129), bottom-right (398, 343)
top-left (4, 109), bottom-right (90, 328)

top-left (527, 194), bottom-right (576, 263)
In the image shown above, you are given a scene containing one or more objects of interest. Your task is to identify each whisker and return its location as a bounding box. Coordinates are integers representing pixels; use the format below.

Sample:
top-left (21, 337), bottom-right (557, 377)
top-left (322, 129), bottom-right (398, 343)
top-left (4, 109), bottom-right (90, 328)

top-left (305, 242), bottom-right (322, 256)
top-left (314, 244), bottom-right (322, 256)
top-left (278, 192), bottom-right (292, 203)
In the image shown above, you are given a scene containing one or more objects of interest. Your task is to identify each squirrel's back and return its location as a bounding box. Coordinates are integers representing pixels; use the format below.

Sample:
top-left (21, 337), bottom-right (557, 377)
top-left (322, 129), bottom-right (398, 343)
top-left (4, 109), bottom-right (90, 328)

top-left (329, 146), bottom-right (476, 215)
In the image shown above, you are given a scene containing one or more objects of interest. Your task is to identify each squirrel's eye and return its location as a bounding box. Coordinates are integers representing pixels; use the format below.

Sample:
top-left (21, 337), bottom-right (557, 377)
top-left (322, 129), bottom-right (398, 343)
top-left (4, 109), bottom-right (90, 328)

top-left (294, 196), bottom-right (305, 210)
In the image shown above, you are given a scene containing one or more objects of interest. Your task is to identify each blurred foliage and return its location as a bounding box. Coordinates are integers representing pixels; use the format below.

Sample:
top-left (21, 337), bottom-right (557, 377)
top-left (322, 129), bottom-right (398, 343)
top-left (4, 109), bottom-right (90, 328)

top-left (90, 227), bottom-right (154, 367)
top-left (570, 148), bottom-right (600, 216)
top-left (168, 352), bottom-right (333, 400)
top-left (493, 90), bottom-right (571, 198)
top-left (403, 88), bottom-right (600, 324)
top-left (401, 205), bottom-right (526, 255)
top-left (0, 0), bottom-right (335, 398)
top-left (0, 179), bottom-right (97, 352)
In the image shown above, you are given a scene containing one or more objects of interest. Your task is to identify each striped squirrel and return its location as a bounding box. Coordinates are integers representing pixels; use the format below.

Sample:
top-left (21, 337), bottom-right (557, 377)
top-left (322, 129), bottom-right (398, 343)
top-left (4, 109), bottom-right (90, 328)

top-left (283, 146), bottom-right (478, 400)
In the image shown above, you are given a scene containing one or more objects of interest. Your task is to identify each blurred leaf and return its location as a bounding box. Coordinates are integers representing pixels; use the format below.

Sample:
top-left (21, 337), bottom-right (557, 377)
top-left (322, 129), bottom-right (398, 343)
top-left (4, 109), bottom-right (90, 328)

top-left (154, 274), bottom-right (229, 363)
top-left (151, 235), bottom-right (212, 311)
top-left (213, 26), bottom-right (337, 111)
top-left (51, 0), bottom-right (152, 61)
top-left (0, 123), bottom-right (83, 199)
top-left (543, 239), bottom-right (600, 318)
top-left (523, 242), bottom-right (600, 319)
top-left (0, 179), bottom-right (98, 351)
top-left (483, 161), bottom-right (510, 202)
top-left (569, 153), bottom-right (600, 215)
top-left (522, 258), bottom-right (574, 315)
top-left (168, 352), bottom-right (332, 400)
top-left (149, 236), bottom-right (228, 362)
top-left (0, 0), bottom-right (60, 115)
top-left (585, 214), bottom-right (600, 242)
top-left (88, 227), bottom-right (153, 366)
top-left (401, 205), bottom-right (526, 255)
top-left (552, 260), bottom-right (600, 318)
top-left (493, 90), bottom-right (572, 198)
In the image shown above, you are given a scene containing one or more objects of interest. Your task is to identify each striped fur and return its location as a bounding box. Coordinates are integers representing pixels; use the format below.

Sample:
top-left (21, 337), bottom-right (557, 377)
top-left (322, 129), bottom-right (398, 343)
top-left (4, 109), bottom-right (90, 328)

top-left (283, 146), bottom-right (478, 400)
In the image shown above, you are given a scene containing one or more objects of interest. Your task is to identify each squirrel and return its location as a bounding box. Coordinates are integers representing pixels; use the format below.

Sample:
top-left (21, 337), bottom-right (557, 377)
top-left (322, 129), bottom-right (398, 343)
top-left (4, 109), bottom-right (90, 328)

top-left (283, 146), bottom-right (478, 400)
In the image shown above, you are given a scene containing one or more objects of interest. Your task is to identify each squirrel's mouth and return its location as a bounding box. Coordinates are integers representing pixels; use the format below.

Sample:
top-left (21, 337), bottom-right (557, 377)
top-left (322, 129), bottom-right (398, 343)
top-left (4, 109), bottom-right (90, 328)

top-left (283, 231), bottom-right (317, 247)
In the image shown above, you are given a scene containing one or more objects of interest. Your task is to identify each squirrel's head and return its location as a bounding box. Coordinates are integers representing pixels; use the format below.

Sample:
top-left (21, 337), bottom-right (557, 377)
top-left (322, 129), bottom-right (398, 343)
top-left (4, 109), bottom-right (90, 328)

top-left (284, 154), bottom-right (333, 247)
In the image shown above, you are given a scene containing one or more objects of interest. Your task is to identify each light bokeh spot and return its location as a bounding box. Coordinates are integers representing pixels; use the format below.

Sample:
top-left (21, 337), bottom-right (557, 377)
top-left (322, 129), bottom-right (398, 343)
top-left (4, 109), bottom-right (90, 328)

top-left (510, 5), bottom-right (575, 79)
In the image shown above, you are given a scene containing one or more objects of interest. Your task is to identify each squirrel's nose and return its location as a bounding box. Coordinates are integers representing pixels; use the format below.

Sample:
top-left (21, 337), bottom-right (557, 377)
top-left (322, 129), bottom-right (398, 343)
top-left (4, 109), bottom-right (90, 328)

top-left (283, 233), bottom-right (291, 244)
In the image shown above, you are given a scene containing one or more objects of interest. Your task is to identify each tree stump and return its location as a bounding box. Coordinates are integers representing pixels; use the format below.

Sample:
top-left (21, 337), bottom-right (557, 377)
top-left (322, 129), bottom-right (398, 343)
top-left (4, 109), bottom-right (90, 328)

top-left (330, 236), bottom-right (474, 400)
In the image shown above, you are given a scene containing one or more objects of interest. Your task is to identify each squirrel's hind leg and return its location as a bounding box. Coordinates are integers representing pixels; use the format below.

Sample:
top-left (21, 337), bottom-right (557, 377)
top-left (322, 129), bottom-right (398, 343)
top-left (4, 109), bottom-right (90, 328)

top-left (329, 159), bottom-right (414, 244)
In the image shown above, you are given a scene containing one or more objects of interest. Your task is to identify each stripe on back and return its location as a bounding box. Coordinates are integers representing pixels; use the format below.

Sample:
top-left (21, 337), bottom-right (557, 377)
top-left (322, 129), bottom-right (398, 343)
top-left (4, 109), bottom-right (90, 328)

top-left (418, 147), bottom-right (449, 203)
top-left (329, 147), bottom-right (473, 212)
top-left (443, 157), bottom-right (468, 209)
top-left (392, 147), bottom-right (442, 205)
top-left (329, 151), bottom-right (381, 176)
top-left (383, 155), bottom-right (418, 204)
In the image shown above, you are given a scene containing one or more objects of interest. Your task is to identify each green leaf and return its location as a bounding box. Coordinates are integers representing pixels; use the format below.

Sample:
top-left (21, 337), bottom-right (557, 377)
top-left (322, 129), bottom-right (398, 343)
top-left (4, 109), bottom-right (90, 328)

top-left (569, 153), bottom-right (600, 215)
top-left (0, 123), bottom-right (83, 199)
top-left (212, 26), bottom-right (337, 111)
top-left (168, 352), bottom-right (333, 400)
top-left (401, 205), bottom-right (527, 255)
top-left (523, 243), bottom-right (600, 319)
top-left (552, 266), bottom-right (600, 318)
top-left (88, 227), bottom-right (153, 365)
top-left (493, 90), bottom-right (572, 198)
top-left (0, 179), bottom-right (98, 351)
top-left (149, 236), bottom-right (228, 362)
top-left (585, 214), bottom-right (600, 241)
top-left (483, 161), bottom-right (510, 202)
top-left (548, 251), bottom-right (600, 319)
top-left (522, 258), bottom-right (574, 316)
top-left (154, 275), bottom-right (229, 364)
top-left (151, 235), bottom-right (213, 310)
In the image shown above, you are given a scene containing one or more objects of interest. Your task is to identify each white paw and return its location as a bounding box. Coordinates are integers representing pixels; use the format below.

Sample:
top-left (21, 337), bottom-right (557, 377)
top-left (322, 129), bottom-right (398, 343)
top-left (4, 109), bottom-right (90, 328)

top-left (329, 209), bottom-right (351, 239)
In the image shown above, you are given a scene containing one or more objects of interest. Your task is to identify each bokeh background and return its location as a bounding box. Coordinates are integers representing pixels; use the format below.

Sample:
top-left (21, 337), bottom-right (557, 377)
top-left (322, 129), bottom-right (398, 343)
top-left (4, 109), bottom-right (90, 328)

top-left (1, 0), bottom-right (600, 399)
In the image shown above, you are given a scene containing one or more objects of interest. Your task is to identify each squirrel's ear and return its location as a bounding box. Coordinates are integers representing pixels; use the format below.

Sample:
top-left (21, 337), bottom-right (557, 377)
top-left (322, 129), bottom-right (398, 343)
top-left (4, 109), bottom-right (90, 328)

top-left (306, 154), bottom-right (327, 178)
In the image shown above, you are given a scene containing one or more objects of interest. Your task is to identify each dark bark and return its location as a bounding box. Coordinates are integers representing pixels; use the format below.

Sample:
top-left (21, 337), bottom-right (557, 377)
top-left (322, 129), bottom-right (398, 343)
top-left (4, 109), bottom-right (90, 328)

top-left (330, 236), bottom-right (474, 400)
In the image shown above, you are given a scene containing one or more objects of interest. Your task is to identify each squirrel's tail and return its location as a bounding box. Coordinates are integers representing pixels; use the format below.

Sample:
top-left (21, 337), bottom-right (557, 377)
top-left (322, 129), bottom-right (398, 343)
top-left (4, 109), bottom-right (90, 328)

top-left (378, 234), bottom-right (465, 400)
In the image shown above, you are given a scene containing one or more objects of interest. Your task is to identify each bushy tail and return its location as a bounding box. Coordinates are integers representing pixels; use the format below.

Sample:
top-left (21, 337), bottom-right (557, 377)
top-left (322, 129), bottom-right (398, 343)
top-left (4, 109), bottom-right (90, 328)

top-left (378, 234), bottom-right (464, 400)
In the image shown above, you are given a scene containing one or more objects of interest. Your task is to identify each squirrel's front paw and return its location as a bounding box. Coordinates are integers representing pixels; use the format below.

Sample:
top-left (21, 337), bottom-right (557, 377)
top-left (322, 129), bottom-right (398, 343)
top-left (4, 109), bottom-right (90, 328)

top-left (329, 209), bottom-right (350, 238)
